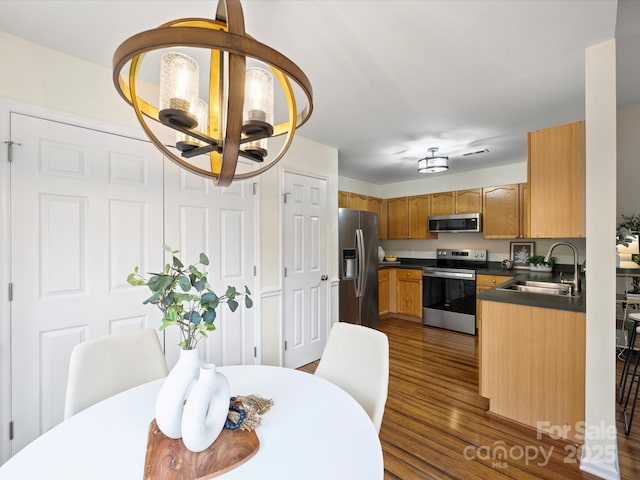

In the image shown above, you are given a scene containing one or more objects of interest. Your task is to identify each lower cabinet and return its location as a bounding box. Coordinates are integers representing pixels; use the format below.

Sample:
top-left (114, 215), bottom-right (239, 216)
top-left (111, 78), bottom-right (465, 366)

top-left (395, 269), bottom-right (422, 318)
top-left (476, 274), bottom-right (512, 330)
top-left (378, 269), bottom-right (389, 316)
top-left (379, 268), bottom-right (422, 321)
top-left (480, 300), bottom-right (585, 443)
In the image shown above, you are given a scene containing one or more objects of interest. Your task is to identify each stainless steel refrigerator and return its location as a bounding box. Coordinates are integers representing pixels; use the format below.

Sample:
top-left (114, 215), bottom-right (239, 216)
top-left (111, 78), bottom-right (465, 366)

top-left (339, 208), bottom-right (379, 328)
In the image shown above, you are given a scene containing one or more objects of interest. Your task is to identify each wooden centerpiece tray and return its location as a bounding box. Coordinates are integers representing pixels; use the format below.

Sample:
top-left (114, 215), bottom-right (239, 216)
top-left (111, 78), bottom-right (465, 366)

top-left (143, 418), bottom-right (259, 480)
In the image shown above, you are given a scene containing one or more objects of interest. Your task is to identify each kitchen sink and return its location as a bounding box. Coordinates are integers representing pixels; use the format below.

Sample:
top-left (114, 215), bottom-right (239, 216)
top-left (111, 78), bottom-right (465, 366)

top-left (496, 279), bottom-right (580, 297)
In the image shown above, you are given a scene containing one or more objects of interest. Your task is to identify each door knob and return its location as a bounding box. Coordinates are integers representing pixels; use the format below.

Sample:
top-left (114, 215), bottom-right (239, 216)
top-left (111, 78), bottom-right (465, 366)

top-left (321, 274), bottom-right (328, 281)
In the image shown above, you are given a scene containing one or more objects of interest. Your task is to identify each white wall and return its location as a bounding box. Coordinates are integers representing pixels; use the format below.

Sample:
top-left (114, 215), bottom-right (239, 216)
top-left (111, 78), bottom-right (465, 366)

top-left (339, 161), bottom-right (527, 198)
top-left (582, 39), bottom-right (618, 480)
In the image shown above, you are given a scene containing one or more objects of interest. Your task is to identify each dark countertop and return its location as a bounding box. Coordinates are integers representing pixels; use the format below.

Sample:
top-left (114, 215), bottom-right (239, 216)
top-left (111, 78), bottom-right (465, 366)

top-left (379, 257), bottom-right (586, 313)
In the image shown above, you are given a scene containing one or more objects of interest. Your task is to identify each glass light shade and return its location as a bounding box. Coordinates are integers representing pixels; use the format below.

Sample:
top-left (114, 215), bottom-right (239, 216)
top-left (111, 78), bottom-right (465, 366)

top-left (159, 52), bottom-right (199, 116)
top-left (176, 98), bottom-right (208, 151)
top-left (418, 156), bottom-right (449, 173)
top-left (243, 67), bottom-right (274, 155)
top-left (243, 67), bottom-right (274, 125)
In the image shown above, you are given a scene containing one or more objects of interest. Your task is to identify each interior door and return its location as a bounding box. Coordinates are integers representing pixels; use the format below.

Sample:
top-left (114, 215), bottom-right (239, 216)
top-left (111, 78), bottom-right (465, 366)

top-left (8, 113), bottom-right (164, 454)
top-left (283, 172), bottom-right (328, 368)
top-left (162, 161), bottom-right (257, 368)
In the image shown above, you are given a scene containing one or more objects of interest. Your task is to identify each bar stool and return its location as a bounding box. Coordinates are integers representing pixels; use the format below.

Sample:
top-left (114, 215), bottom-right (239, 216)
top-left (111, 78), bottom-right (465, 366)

top-left (620, 312), bottom-right (640, 434)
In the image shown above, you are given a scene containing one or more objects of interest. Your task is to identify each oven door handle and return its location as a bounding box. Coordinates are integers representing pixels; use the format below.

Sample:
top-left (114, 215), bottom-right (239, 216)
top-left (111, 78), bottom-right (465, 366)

top-left (422, 271), bottom-right (475, 280)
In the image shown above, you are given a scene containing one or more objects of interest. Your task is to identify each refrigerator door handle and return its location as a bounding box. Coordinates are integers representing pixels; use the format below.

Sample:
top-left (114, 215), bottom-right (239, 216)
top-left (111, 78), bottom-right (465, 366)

top-left (355, 228), bottom-right (366, 298)
top-left (353, 230), bottom-right (361, 297)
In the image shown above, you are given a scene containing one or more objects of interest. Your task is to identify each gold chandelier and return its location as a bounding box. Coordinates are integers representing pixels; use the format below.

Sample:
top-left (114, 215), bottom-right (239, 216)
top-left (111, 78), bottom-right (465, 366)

top-left (113, 0), bottom-right (313, 186)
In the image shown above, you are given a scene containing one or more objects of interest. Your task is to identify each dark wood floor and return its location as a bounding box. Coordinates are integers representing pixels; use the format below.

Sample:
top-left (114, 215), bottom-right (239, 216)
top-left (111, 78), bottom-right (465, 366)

top-left (299, 317), bottom-right (639, 480)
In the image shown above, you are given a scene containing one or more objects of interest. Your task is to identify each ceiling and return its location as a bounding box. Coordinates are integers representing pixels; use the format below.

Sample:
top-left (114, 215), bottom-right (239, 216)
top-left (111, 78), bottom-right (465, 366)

top-left (0, 0), bottom-right (636, 185)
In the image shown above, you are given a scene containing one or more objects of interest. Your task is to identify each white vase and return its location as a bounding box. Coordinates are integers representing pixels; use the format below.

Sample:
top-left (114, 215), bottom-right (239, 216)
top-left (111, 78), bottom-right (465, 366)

top-left (155, 348), bottom-right (202, 439)
top-left (378, 246), bottom-right (385, 262)
top-left (181, 364), bottom-right (231, 452)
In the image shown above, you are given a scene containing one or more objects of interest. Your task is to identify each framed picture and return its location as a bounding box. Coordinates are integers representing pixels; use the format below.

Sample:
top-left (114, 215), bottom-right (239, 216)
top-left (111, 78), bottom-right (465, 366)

top-left (510, 242), bottom-right (535, 269)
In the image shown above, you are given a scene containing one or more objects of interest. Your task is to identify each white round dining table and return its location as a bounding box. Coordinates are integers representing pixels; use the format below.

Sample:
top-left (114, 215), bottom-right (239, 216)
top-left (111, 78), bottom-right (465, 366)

top-left (0, 365), bottom-right (383, 479)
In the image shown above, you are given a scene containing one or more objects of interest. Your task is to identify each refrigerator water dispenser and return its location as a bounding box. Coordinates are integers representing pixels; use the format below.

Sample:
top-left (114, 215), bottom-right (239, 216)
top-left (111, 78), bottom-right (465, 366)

top-left (342, 249), bottom-right (356, 279)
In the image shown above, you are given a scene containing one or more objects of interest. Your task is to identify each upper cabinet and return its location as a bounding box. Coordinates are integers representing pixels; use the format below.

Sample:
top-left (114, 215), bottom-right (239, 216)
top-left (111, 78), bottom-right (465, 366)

top-left (387, 195), bottom-right (438, 240)
top-left (528, 121), bottom-right (585, 238)
top-left (430, 189), bottom-right (482, 216)
top-left (338, 190), bottom-right (387, 239)
top-left (367, 196), bottom-right (388, 240)
top-left (482, 183), bottom-right (529, 239)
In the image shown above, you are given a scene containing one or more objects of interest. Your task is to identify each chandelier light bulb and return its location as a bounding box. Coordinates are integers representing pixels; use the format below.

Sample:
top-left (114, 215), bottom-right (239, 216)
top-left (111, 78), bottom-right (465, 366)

top-left (159, 52), bottom-right (200, 128)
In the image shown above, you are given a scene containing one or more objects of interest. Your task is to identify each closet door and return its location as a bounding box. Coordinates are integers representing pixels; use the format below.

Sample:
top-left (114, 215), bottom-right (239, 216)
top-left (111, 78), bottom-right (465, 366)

top-left (162, 161), bottom-right (258, 368)
top-left (8, 113), bottom-right (164, 454)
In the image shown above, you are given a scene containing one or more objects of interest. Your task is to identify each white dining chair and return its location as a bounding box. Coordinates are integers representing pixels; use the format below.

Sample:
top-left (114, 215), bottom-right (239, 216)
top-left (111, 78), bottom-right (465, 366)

top-left (64, 328), bottom-right (168, 419)
top-left (314, 322), bottom-right (389, 433)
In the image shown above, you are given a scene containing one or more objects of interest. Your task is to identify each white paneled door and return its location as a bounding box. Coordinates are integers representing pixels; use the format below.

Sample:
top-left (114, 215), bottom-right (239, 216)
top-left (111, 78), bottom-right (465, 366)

top-left (163, 161), bottom-right (257, 369)
top-left (8, 113), bottom-right (165, 454)
top-left (7, 113), bottom-right (257, 455)
top-left (283, 172), bottom-right (328, 368)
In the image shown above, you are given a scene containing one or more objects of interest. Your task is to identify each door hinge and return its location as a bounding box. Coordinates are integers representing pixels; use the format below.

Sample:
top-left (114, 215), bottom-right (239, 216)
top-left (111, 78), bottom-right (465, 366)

top-left (4, 141), bottom-right (21, 163)
top-left (284, 267), bottom-right (287, 277)
top-left (253, 346), bottom-right (257, 358)
top-left (9, 421), bottom-right (14, 440)
top-left (252, 182), bottom-right (258, 195)
top-left (284, 192), bottom-right (290, 204)
top-left (253, 265), bottom-right (257, 276)
top-left (8, 283), bottom-right (13, 302)
top-left (284, 340), bottom-right (288, 351)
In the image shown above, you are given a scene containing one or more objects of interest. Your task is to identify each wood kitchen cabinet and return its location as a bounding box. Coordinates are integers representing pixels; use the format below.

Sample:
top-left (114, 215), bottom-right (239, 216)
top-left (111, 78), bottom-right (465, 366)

top-left (348, 192), bottom-right (368, 210)
top-left (482, 184), bottom-right (519, 238)
top-left (480, 300), bottom-right (585, 443)
top-left (338, 190), bottom-right (350, 208)
top-left (367, 196), bottom-right (387, 239)
top-left (519, 182), bottom-right (530, 238)
top-left (482, 183), bottom-right (529, 239)
top-left (378, 269), bottom-right (389, 316)
top-left (430, 189), bottom-right (482, 216)
top-left (395, 269), bottom-right (422, 318)
top-left (475, 274), bottom-right (512, 330)
top-left (338, 191), bottom-right (387, 239)
top-left (528, 120), bottom-right (585, 238)
top-left (387, 195), bottom-right (437, 240)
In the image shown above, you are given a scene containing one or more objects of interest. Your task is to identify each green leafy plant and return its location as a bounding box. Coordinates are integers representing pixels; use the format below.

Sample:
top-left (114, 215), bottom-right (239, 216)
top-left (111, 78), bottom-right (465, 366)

top-left (618, 213), bottom-right (640, 234)
top-left (127, 245), bottom-right (253, 350)
top-left (617, 226), bottom-right (636, 247)
top-left (526, 255), bottom-right (556, 267)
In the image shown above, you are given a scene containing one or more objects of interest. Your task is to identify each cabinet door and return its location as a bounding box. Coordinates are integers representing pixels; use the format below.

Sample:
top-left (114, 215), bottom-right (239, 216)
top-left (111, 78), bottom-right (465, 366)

top-left (529, 121), bottom-right (585, 238)
top-left (348, 192), bottom-right (368, 210)
top-left (338, 190), bottom-right (349, 209)
top-left (378, 269), bottom-right (389, 316)
top-left (483, 184), bottom-right (519, 239)
top-left (476, 274), bottom-right (512, 331)
top-left (387, 197), bottom-right (408, 239)
top-left (368, 196), bottom-right (387, 239)
top-left (408, 195), bottom-right (432, 239)
top-left (396, 269), bottom-right (422, 318)
top-left (430, 191), bottom-right (455, 216)
top-left (518, 183), bottom-right (530, 238)
top-left (456, 189), bottom-right (483, 213)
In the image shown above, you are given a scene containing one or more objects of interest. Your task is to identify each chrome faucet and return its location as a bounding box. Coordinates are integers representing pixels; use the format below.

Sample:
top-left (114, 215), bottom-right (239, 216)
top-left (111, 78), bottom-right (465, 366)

top-left (544, 241), bottom-right (581, 294)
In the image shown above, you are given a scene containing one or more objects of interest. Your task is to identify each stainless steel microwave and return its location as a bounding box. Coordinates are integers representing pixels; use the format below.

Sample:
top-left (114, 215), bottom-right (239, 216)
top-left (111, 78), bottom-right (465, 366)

top-left (427, 213), bottom-right (482, 233)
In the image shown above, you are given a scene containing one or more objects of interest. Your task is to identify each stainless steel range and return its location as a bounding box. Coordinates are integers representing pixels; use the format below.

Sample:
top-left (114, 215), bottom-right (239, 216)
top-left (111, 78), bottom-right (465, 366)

top-left (422, 248), bottom-right (487, 335)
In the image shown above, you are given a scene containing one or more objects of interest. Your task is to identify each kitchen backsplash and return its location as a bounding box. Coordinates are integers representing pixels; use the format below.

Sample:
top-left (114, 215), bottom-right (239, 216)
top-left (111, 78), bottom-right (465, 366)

top-left (380, 233), bottom-right (587, 266)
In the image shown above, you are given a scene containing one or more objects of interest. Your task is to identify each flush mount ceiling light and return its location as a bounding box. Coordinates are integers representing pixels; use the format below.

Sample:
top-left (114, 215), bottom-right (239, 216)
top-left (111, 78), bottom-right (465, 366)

top-left (113, 0), bottom-right (313, 186)
top-left (418, 147), bottom-right (449, 174)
